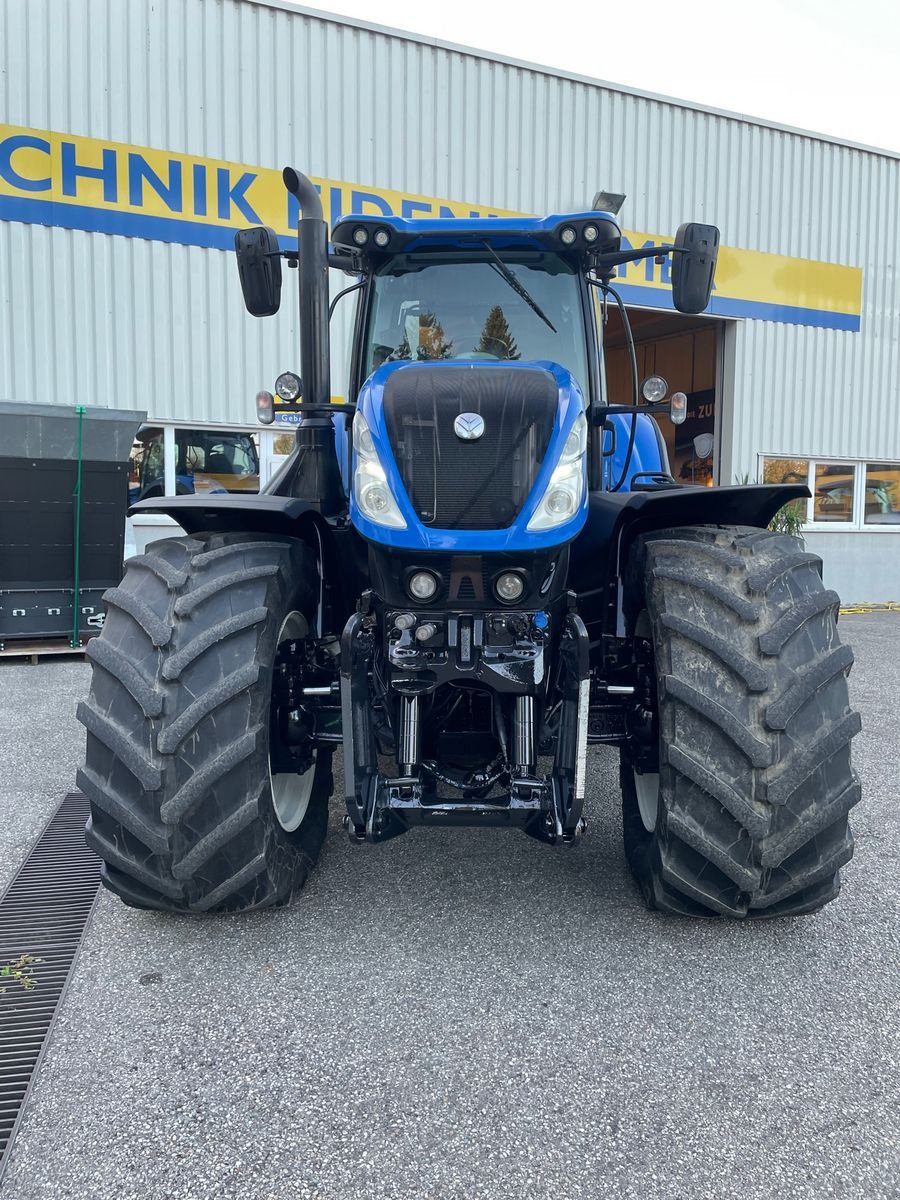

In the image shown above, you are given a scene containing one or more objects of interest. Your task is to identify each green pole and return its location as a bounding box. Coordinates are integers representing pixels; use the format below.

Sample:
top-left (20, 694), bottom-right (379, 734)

top-left (71, 405), bottom-right (86, 648)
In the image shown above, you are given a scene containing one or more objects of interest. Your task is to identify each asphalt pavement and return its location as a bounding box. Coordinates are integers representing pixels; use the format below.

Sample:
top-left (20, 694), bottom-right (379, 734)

top-left (1, 613), bottom-right (898, 1200)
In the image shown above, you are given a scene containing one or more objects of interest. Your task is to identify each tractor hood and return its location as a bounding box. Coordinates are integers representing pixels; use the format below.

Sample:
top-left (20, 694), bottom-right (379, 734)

top-left (349, 359), bottom-right (589, 553)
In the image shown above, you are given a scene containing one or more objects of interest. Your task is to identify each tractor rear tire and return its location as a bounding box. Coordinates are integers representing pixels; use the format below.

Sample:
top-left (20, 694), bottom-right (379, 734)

top-left (621, 524), bottom-right (861, 918)
top-left (77, 533), bottom-right (332, 913)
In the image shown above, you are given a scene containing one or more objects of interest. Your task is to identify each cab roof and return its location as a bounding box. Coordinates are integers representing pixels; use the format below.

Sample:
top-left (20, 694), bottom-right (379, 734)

top-left (330, 211), bottom-right (621, 258)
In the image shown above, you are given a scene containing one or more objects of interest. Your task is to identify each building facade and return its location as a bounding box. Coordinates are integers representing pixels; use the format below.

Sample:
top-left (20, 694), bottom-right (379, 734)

top-left (1, 0), bottom-right (898, 598)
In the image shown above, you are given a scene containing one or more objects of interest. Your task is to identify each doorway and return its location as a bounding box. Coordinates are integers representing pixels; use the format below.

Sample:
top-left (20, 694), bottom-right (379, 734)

top-left (603, 308), bottom-right (721, 485)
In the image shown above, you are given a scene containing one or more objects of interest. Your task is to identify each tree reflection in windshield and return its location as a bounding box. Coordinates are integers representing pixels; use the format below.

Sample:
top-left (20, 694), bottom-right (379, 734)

top-left (477, 306), bottom-right (520, 359)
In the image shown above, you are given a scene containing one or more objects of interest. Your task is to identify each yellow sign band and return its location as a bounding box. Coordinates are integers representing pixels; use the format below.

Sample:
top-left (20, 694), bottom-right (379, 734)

top-left (0, 124), bottom-right (862, 331)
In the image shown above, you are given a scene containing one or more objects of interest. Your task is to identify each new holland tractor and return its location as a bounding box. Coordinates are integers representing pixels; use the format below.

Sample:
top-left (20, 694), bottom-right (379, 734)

top-left (77, 168), bottom-right (861, 917)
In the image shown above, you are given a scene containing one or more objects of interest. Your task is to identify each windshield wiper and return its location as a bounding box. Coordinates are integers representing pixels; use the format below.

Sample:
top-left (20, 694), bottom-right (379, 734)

top-left (480, 240), bottom-right (557, 334)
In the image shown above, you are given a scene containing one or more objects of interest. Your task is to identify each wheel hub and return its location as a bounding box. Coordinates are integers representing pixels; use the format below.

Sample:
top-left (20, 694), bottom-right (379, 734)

top-left (269, 611), bottom-right (318, 833)
top-left (634, 769), bottom-right (660, 833)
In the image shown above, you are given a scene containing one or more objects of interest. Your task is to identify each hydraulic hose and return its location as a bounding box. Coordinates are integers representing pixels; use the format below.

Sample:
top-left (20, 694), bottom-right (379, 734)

top-left (604, 284), bottom-right (640, 493)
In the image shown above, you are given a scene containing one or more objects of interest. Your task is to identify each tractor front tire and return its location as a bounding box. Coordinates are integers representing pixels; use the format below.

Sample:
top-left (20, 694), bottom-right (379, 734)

top-left (77, 533), bottom-right (332, 913)
top-left (621, 524), bottom-right (861, 918)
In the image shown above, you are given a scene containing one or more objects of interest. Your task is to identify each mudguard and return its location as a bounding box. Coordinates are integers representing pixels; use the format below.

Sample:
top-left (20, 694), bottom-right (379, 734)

top-left (568, 483), bottom-right (809, 644)
top-left (130, 493), bottom-right (323, 536)
top-left (129, 494), bottom-right (369, 627)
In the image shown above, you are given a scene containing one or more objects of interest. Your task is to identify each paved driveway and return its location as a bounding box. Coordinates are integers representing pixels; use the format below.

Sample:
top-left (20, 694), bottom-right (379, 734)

top-left (2, 614), bottom-right (898, 1200)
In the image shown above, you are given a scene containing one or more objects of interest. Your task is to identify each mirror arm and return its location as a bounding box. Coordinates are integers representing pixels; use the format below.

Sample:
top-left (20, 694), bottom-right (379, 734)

top-left (263, 249), bottom-right (362, 275)
top-left (590, 244), bottom-right (676, 274)
top-left (328, 252), bottom-right (360, 272)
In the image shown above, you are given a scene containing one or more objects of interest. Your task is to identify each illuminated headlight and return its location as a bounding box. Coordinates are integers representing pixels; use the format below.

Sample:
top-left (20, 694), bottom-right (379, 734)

top-left (560, 225), bottom-right (577, 246)
top-left (494, 572), bottom-right (525, 603)
top-left (373, 227), bottom-right (391, 248)
top-left (352, 226), bottom-right (369, 246)
top-left (583, 223), bottom-right (600, 244)
top-left (527, 411), bottom-right (587, 532)
top-left (408, 571), bottom-right (438, 601)
top-left (352, 411), bottom-right (406, 529)
top-left (275, 371), bottom-right (302, 401)
top-left (641, 374), bottom-right (668, 404)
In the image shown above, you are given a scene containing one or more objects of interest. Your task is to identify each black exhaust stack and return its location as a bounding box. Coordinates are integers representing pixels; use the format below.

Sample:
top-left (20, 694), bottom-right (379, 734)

top-left (281, 167), bottom-right (345, 516)
top-left (283, 167), bottom-right (331, 409)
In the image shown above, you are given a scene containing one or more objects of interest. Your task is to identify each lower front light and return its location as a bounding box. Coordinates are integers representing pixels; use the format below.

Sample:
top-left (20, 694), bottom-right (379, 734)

top-left (408, 571), bottom-right (439, 601)
top-left (494, 572), bottom-right (525, 602)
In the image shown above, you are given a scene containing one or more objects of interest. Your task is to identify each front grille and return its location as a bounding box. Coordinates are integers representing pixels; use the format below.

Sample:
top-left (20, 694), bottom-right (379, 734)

top-left (383, 366), bottom-right (557, 530)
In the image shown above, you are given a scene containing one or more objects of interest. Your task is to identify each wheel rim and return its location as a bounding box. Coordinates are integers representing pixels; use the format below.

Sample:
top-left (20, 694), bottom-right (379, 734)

top-left (269, 610), bottom-right (317, 833)
top-left (631, 607), bottom-right (660, 834)
top-left (634, 770), bottom-right (660, 833)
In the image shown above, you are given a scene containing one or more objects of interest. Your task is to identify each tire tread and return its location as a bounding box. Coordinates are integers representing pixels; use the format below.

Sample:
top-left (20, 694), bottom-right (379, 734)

top-left (622, 523), bottom-right (860, 919)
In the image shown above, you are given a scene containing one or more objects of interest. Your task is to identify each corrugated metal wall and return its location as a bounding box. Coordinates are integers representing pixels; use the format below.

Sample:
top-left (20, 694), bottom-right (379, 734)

top-left (1, 0), bottom-right (898, 474)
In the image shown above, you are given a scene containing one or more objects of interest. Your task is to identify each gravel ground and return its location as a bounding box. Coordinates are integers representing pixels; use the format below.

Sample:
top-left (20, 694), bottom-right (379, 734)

top-left (1, 614), bottom-right (898, 1200)
top-left (0, 662), bottom-right (90, 895)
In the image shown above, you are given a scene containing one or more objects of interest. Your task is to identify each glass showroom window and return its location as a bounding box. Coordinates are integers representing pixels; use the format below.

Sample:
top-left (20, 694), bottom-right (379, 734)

top-left (176, 429), bottom-right (260, 495)
top-left (761, 457), bottom-right (811, 525)
top-left (812, 462), bottom-right (856, 524)
top-left (863, 463), bottom-right (900, 526)
top-left (128, 427), bottom-right (261, 501)
top-left (761, 458), bottom-right (900, 531)
top-left (128, 427), bottom-right (165, 503)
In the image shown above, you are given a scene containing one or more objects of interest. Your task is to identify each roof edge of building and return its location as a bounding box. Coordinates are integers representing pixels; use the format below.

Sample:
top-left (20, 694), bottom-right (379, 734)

top-left (243, 0), bottom-right (900, 163)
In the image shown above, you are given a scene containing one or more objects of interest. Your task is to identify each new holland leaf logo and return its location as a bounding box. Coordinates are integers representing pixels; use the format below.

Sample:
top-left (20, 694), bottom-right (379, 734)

top-left (453, 413), bottom-right (485, 441)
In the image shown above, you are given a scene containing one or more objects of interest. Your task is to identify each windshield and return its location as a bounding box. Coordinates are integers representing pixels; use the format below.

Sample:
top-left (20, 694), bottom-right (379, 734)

top-left (362, 253), bottom-right (589, 397)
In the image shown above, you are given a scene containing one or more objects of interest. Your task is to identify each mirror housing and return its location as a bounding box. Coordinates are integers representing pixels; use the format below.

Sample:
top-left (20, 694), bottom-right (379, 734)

top-left (235, 226), bottom-right (283, 317)
top-left (671, 223), bottom-right (719, 314)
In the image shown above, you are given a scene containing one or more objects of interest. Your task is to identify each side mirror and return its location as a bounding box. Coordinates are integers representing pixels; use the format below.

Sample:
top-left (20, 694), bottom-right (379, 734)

top-left (671, 223), bottom-right (719, 314)
top-left (234, 226), bottom-right (283, 317)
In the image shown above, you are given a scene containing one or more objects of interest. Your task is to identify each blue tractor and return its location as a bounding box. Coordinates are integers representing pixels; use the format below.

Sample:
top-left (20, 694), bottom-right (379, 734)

top-left (78, 169), bottom-right (860, 917)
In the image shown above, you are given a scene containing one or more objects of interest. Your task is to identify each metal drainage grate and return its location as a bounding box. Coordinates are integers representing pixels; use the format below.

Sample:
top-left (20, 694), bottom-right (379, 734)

top-left (0, 792), bottom-right (100, 1180)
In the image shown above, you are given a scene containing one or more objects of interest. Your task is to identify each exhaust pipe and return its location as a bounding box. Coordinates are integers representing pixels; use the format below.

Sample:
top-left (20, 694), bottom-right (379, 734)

top-left (281, 167), bottom-right (344, 516)
top-left (282, 167), bottom-right (331, 410)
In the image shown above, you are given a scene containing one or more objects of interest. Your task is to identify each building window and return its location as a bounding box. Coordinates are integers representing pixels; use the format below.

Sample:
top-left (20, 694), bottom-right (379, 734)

top-left (864, 463), bottom-right (900, 525)
top-left (128, 427), bottom-right (260, 502)
top-left (812, 462), bottom-right (855, 523)
top-left (761, 456), bottom-right (810, 525)
top-left (760, 457), bottom-right (900, 532)
top-left (129, 427), bottom-right (165, 503)
top-left (178, 430), bottom-right (260, 495)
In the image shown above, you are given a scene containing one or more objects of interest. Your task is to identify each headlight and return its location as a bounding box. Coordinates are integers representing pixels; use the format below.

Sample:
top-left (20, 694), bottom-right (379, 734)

top-left (641, 375), bottom-right (668, 404)
top-left (352, 226), bottom-right (369, 246)
top-left (373, 227), bottom-right (391, 248)
top-left (275, 371), bottom-right (302, 401)
top-left (527, 412), bottom-right (587, 532)
top-left (408, 571), bottom-right (438, 601)
top-left (559, 225), bottom-right (577, 246)
top-left (352, 411), bottom-right (406, 529)
top-left (494, 572), bottom-right (525, 602)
